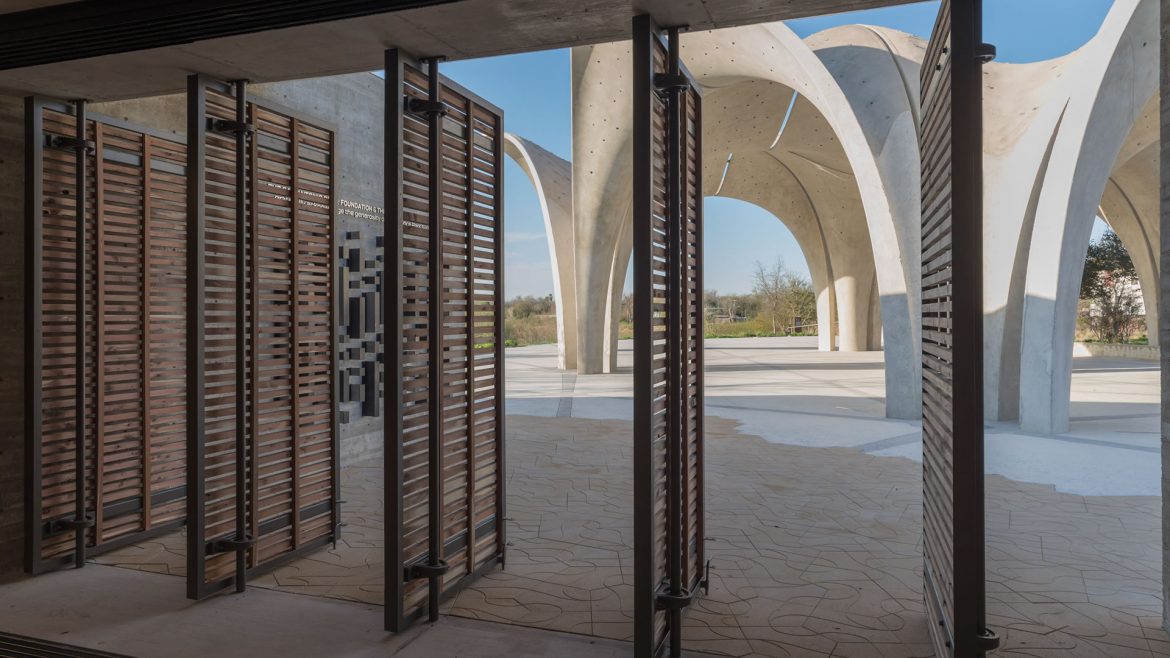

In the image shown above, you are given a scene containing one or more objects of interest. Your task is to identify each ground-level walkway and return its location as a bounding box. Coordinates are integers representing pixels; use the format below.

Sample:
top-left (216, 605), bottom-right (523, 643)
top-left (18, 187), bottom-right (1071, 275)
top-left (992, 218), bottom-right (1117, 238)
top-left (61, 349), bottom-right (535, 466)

top-left (31, 338), bottom-right (1170, 656)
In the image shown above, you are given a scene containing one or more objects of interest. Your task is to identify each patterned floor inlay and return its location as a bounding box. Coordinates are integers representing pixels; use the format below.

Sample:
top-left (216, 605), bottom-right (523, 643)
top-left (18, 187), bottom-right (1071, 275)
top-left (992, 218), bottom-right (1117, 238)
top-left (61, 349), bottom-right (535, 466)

top-left (96, 414), bottom-right (1167, 657)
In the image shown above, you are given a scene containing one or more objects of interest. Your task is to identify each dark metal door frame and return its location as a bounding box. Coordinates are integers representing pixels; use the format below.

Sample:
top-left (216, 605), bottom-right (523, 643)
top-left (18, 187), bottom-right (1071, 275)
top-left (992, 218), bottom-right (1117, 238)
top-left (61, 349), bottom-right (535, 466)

top-left (632, 15), bottom-right (706, 658)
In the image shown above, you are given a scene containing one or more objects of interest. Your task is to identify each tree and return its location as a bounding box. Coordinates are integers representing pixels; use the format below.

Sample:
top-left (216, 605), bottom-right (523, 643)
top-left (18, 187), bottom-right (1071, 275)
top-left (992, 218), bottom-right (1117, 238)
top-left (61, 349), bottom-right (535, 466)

top-left (1079, 229), bottom-right (1142, 343)
top-left (752, 259), bottom-right (817, 334)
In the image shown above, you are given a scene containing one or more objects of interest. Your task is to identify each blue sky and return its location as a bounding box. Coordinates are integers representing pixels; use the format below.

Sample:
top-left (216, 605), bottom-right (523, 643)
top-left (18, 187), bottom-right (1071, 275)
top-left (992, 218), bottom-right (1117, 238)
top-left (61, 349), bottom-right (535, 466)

top-left (441, 0), bottom-right (1116, 298)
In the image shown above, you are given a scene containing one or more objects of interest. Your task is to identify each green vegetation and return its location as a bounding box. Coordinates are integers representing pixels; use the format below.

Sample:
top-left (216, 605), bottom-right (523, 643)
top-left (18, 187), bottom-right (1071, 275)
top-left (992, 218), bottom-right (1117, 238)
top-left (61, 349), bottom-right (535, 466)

top-left (504, 260), bottom-right (819, 348)
top-left (503, 294), bottom-right (558, 347)
top-left (1077, 229), bottom-right (1145, 344)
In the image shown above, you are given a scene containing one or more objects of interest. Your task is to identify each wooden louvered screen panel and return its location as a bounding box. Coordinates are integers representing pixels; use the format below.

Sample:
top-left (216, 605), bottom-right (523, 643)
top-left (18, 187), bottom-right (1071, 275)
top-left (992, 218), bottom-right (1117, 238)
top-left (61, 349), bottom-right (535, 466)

top-left (648, 34), bottom-right (671, 652)
top-left (633, 19), bottom-right (706, 658)
top-left (27, 100), bottom-right (188, 574)
top-left (920, 1), bottom-right (995, 656)
top-left (386, 53), bottom-right (506, 632)
top-left (248, 104), bottom-right (338, 565)
top-left (189, 82), bottom-right (246, 592)
top-left (680, 81), bottom-right (704, 603)
top-left (187, 78), bottom-right (338, 599)
top-left (919, 0), bottom-right (955, 645)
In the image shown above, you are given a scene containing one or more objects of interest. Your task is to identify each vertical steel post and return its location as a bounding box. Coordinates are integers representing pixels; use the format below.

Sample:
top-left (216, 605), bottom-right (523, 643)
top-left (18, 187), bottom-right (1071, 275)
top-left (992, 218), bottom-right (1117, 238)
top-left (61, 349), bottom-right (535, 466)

top-left (25, 96), bottom-right (45, 574)
top-left (949, 1), bottom-right (996, 654)
top-left (631, 14), bottom-right (656, 658)
top-left (186, 74), bottom-right (208, 601)
top-left (232, 79), bottom-right (249, 593)
top-left (492, 96), bottom-right (507, 569)
top-left (384, 48), bottom-right (407, 633)
top-left (424, 56), bottom-right (446, 623)
top-left (72, 99), bottom-right (89, 569)
top-left (663, 26), bottom-right (684, 658)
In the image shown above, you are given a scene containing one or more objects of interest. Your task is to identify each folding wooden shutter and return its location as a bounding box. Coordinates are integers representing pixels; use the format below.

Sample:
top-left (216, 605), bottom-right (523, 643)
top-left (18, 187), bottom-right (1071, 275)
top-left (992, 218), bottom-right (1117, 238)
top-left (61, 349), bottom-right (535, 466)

top-left (26, 99), bottom-right (187, 574)
top-left (632, 17), bottom-right (706, 658)
top-left (920, 2), bottom-right (998, 656)
top-left (384, 50), bottom-right (506, 633)
top-left (187, 77), bottom-right (338, 599)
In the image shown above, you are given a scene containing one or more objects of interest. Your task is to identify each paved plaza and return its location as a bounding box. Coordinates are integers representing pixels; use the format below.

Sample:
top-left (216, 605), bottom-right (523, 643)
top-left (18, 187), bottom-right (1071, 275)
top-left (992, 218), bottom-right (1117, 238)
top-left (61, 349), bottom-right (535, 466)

top-left (89, 338), bottom-right (1164, 656)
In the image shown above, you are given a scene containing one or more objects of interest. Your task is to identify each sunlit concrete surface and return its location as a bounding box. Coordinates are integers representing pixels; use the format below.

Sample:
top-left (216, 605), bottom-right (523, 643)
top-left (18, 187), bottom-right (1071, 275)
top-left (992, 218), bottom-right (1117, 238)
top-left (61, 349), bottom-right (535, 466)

top-left (510, 337), bottom-right (1161, 497)
top-left (84, 339), bottom-right (1167, 656)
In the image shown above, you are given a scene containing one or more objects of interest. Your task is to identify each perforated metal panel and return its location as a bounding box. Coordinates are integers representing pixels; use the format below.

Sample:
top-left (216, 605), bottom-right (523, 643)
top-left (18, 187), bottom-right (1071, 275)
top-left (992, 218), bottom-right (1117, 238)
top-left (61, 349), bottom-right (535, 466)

top-left (26, 99), bottom-right (188, 574)
top-left (385, 50), bottom-right (506, 633)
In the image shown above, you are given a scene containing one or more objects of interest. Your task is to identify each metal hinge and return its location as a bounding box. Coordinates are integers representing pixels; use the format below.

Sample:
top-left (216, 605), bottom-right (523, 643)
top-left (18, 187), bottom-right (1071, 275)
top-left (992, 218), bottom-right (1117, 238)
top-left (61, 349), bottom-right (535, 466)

top-left (975, 628), bottom-right (1001, 652)
top-left (44, 511), bottom-right (95, 535)
top-left (206, 533), bottom-right (255, 555)
top-left (405, 97), bottom-right (449, 117)
top-left (206, 118), bottom-right (255, 136)
top-left (976, 42), bottom-right (997, 64)
top-left (654, 581), bottom-right (696, 611)
top-left (404, 558), bottom-right (450, 581)
top-left (44, 134), bottom-right (95, 153)
top-left (653, 72), bottom-right (690, 92)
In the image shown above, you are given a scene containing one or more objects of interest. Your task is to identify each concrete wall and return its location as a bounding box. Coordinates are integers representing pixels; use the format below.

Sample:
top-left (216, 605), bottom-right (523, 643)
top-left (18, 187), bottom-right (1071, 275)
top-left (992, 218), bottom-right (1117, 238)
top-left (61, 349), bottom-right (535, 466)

top-left (1072, 342), bottom-right (1158, 361)
top-left (0, 95), bottom-right (25, 580)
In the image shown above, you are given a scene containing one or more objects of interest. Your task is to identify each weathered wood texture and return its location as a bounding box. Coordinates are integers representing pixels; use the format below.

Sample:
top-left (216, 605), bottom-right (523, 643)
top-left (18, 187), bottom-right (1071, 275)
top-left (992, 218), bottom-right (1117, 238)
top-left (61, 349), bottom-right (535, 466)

top-left (28, 103), bottom-right (187, 573)
top-left (0, 95), bottom-right (26, 580)
top-left (188, 81), bottom-right (337, 596)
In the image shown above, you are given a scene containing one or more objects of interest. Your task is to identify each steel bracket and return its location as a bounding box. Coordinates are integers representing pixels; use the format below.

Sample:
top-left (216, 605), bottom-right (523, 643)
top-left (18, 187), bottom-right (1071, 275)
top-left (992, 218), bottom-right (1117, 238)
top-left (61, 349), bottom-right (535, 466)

top-left (404, 559), bottom-right (450, 581)
top-left (654, 583), bottom-right (695, 611)
top-left (44, 512), bottom-right (95, 535)
top-left (975, 629), bottom-right (1001, 652)
top-left (653, 72), bottom-right (690, 92)
top-left (207, 118), bottom-right (255, 136)
top-left (975, 42), bottom-right (997, 64)
top-left (44, 134), bottom-right (95, 153)
top-left (206, 533), bottom-right (255, 555)
top-left (405, 98), bottom-right (448, 117)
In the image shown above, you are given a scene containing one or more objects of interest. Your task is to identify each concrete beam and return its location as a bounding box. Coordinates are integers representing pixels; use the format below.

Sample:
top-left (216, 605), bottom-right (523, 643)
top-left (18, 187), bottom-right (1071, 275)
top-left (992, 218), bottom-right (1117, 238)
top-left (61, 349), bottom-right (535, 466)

top-left (0, 0), bottom-right (920, 102)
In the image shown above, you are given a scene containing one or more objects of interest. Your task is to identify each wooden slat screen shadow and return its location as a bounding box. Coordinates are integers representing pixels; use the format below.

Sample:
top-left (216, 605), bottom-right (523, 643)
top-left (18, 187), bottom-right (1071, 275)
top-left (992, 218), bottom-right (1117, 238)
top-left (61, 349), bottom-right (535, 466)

top-left (27, 99), bottom-right (188, 574)
top-left (386, 53), bottom-right (506, 632)
top-left (633, 18), bottom-right (706, 658)
top-left (187, 78), bottom-right (338, 599)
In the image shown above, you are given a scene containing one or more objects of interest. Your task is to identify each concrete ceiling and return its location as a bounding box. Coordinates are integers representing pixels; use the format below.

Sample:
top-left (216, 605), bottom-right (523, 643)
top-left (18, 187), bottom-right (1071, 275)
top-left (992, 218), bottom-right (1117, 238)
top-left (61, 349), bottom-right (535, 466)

top-left (0, 0), bottom-right (918, 101)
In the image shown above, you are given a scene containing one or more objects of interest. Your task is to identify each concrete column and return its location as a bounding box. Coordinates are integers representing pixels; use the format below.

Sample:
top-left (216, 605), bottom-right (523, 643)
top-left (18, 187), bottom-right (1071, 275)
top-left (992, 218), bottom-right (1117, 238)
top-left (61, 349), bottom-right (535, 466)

top-left (0, 95), bottom-right (25, 580)
top-left (503, 134), bottom-right (578, 370)
top-left (572, 43), bottom-right (634, 375)
top-left (1018, 0), bottom-right (1159, 434)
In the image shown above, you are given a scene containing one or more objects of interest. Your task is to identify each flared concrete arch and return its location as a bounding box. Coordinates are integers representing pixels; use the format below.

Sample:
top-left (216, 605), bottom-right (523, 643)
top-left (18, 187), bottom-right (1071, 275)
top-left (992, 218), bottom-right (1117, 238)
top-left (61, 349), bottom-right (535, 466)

top-left (1099, 100), bottom-right (1161, 346)
top-left (572, 21), bottom-right (924, 418)
top-left (1016, 0), bottom-right (1160, 433)
top-left (679, 23), bottom-right (921, 418)
top-left (571, 41), bottom-right (635, 374)
top-left (700, 79), bottom-right (869, 351)
top-left (502, 133), bottom-right (578, 370)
